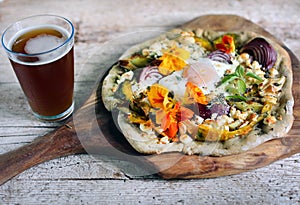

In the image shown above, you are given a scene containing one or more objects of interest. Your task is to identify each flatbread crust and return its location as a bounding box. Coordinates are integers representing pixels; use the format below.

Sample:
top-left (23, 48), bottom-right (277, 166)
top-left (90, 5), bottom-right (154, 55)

top-left (102, 28), bottom-right (294, 156)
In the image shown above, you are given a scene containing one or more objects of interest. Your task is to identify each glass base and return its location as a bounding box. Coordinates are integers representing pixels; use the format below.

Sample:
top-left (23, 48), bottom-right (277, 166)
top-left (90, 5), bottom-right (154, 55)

top-left (33, 101), bottom-right (74, 122)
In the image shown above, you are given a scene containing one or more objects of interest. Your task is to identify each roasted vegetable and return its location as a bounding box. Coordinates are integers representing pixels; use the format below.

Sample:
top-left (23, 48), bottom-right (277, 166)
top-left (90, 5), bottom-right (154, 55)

top-left (138, 66), bottom-right (162, 83)
top-left (194, 37), bottom-right (213, 51)
top-left (121, 80), bottom-right (133, 100)
top-left (207, 50), bottom-right (232, 64)
top-left (239, 37), bottom-right (277, 70)
top-left (234, 101), bottom-right (264, 113)
top-left (131, 55), bottom-right (150, 68)
top-left (119, 53), bottom-right (151, 70)
top-left (196, 114), bottom-right (265, 142)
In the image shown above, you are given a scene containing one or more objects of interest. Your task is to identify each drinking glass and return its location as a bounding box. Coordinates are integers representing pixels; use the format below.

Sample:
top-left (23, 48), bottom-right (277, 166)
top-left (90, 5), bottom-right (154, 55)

top-left (1, 14), bottom-right (75, 121)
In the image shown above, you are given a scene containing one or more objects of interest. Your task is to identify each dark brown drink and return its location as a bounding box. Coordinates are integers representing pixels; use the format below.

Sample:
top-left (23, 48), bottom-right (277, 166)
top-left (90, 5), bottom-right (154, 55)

top-left (8, 26), bottom-right (74, 120)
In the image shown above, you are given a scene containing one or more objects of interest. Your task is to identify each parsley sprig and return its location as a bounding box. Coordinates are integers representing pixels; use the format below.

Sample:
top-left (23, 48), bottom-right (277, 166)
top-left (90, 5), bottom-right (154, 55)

top-left (221, 65), bottom-right (263, 101)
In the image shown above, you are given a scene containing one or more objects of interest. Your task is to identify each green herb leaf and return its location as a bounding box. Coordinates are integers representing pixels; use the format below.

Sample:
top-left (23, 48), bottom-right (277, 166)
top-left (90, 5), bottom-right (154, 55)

top-left (226, 95), bottom-right (247, 101)
top-left (245, 72), bottom-right (263, 81)
top-left (226, 85), bottom-right (240, 95)
top-left (235, 65), bottom-right (245, 77)
top-left (221, 74), bottom-right (238, 85)
top-left (237, 79), bottom-right (247, 94)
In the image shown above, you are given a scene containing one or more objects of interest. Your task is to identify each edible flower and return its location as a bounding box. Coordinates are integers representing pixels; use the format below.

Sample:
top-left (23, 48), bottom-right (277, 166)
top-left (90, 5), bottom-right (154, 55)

top-left (158, 47), bottom-right (190, 75)
top-left (157, 102), bottom-right (194, 139)
top-left (215, 35), bottom-right (235, 53)
top-left (183, 82), bottom-right (208, 105)
top-left (167, 46), bottom-right (190, 60)
top-left (147, 83), bottom-right (195, 139)
top-left (147, 84), bottom-right (174, 110)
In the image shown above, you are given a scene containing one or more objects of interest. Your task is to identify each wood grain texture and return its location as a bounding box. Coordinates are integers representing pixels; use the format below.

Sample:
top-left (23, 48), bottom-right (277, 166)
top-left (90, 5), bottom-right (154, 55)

top-left (1, 176), bottom-right (299, 204)
top-left (0, 1), bottom-right (300, 204)
top-left (0, 15), bottom-right (299, 186)
top-left (154, 136), bottom-right (300, 179)
top-left (152, 14), bottom-right (300, 179)
top-left (0, 120), bottom-right (85, 184)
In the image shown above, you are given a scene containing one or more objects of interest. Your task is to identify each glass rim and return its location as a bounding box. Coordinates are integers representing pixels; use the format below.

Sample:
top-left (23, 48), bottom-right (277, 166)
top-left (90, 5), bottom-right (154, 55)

top-left (1, 14), bottom-right (75, 57)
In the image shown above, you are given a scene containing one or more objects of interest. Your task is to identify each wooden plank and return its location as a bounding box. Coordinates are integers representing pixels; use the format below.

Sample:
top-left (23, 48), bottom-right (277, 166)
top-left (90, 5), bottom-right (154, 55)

top-left (0, 159), bottom-right (299, 204)
top-left (0, 82), bottom-right (94, 125)
top-left (2, 152), bottom-right (298, 180)
top-left (0, 0), bottom-right (299, 204)
top-left (0, 13), bottom-right (299, 184)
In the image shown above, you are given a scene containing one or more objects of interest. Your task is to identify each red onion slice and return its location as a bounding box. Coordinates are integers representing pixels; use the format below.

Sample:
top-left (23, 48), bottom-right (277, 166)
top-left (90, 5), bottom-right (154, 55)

top-left (196, 102), bottom-right (230, 119)
top-left (139, 66), bottom-right (163, 83)
top-left (207, 50), bottom-right (232, 64)
top-left (240, 37), bottom-right (277, 70)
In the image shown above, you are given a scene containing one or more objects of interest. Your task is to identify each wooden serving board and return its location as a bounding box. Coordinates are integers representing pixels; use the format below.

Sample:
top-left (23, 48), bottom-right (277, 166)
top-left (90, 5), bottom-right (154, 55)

top-left (0, 15), bottom-right (299, 184)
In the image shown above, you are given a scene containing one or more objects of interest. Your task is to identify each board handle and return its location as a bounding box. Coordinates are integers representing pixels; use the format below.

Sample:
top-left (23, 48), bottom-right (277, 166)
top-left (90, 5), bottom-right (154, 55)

top-left (0, 120), bottom-right (85, 185)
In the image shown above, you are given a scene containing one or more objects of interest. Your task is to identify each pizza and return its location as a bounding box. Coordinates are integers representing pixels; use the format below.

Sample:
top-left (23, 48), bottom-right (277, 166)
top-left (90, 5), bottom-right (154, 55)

top-left (101, 28), bottom-right (294, 156)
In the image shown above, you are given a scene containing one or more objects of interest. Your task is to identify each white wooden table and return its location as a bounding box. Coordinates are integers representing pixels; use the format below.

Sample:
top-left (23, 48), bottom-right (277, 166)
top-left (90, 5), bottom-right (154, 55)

top-left (0, 0), bottom-right (299, 204)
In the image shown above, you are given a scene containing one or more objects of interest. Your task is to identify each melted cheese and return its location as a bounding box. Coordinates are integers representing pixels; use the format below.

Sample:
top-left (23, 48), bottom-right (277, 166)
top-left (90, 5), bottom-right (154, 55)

top-left (210, 60), bottom-right (238, 77)
top-left (157, 58), bottom-right (238, 100)
top-left (158, 70), bottom-right (187, 101)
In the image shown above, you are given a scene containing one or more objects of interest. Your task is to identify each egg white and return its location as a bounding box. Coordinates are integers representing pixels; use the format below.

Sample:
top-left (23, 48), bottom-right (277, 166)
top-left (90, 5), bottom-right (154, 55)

top-left (157, 58), bottom-right (238, 100)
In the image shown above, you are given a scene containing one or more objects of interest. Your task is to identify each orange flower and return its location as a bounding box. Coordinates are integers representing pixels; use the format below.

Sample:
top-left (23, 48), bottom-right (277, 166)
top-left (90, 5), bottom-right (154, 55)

top-left (147, 84), bottom-right (172, 110)
top-left (158, 47), bottom-right (189, 75)
top-left (159, 102), bottom-right (194, 139)
top-left (215, 35), bottom-right (235, 53)
top-left (167, 46), bottom-right (190, 60)
top-left (184, 82), bottom-right (208, 105)
top-left (177, 105), bottom-right (195, 121)
top-left (147, 83), bottom-right (195, 139)
top-left (161, 109), bottom-right (179, 138)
